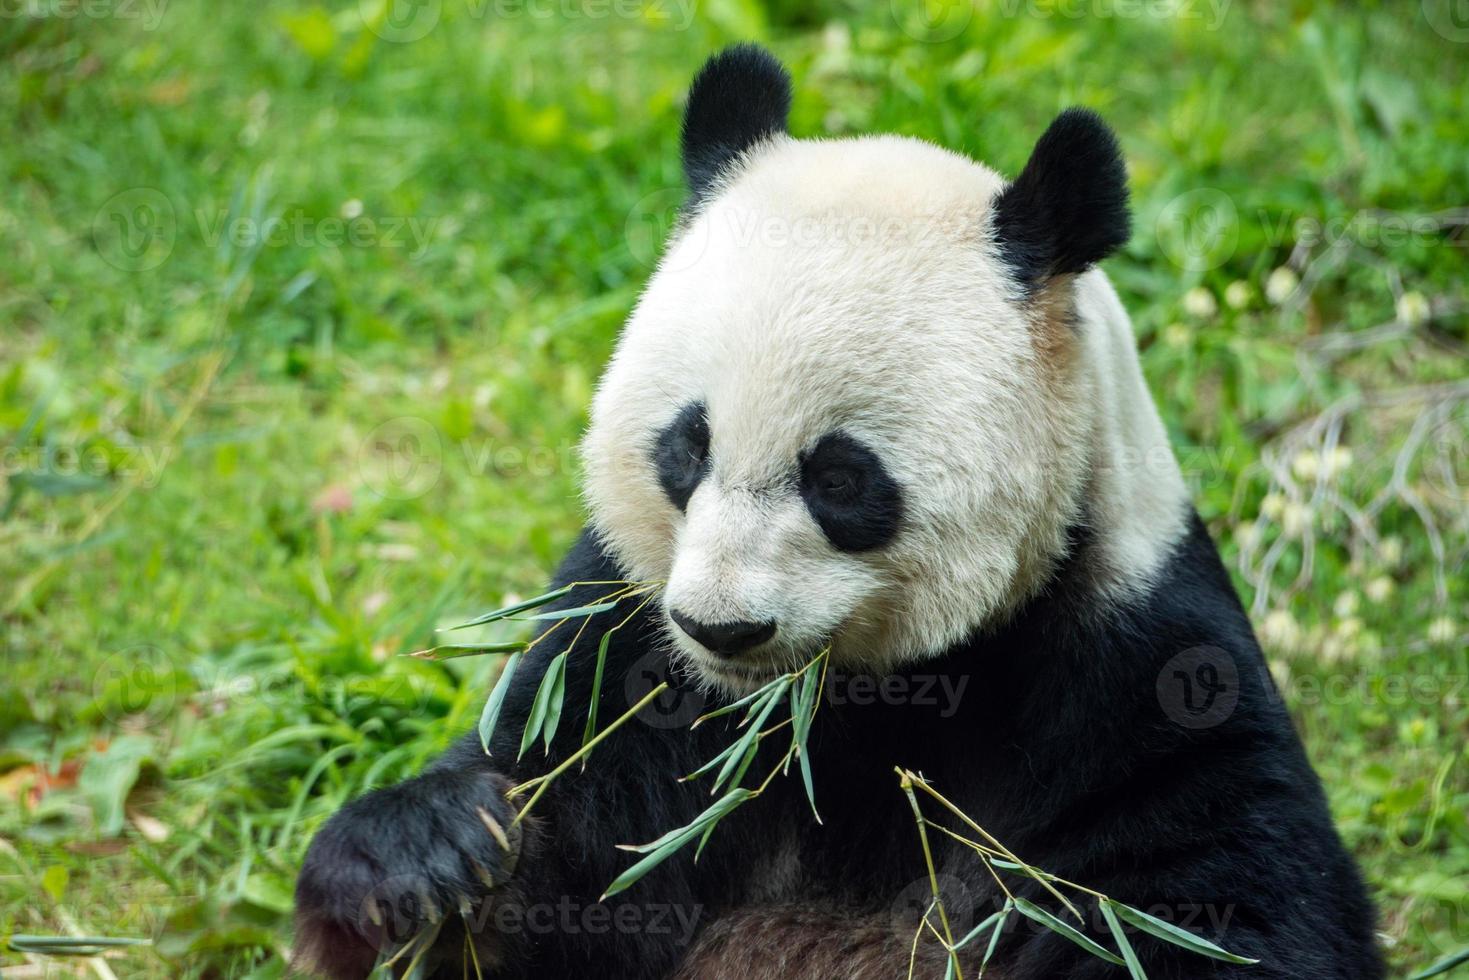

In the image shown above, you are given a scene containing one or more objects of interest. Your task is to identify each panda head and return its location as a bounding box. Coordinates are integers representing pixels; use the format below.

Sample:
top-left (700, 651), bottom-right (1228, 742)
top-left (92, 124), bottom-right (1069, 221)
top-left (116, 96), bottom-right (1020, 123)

top-left (582, 45), bottom-right (1133, 690)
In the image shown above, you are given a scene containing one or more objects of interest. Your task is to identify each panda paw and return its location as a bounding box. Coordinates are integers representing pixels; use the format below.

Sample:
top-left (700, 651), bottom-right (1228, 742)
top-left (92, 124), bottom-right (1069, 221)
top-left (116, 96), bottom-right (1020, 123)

top-left (292, 768), bottom-right (523, 979)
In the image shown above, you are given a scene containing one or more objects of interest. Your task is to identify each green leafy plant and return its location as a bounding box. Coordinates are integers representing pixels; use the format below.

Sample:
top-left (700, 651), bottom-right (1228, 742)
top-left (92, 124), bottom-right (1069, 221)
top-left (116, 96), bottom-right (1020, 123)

top-left (449, 583), bottom-right (831, 876)
top-left (410, 590), bottom-right (1262, 979)
top-left (897, 769), bottom-right (1259, 979)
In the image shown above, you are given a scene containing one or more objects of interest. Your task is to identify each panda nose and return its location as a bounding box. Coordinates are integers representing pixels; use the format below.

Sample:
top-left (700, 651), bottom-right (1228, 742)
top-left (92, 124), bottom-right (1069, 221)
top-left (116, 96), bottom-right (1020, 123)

top-left (670, 610), bottom-right (776, 657)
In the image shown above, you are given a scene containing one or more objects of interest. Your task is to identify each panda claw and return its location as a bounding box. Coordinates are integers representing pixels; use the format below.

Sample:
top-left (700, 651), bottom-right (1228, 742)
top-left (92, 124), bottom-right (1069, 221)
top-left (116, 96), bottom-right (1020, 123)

top-left (476, 805), bottom-right (512, 853)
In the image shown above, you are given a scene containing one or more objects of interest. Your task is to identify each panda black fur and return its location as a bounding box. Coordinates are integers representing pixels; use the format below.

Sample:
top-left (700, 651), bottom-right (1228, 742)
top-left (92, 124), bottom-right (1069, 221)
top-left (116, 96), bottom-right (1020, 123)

top-left (294, 45), bottom-right (1384, 979)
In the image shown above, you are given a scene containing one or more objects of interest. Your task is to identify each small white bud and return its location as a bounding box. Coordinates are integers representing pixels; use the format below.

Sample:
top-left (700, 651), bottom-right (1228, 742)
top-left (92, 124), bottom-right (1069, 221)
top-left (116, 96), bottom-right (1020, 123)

top-left (1364, 576), bottom-right (1394, 604)
top-left (1265, 266), bottom-right (1300, 305)
top-left (1224, 280), bottom-right (1253, 309)
top-left (1291, 450), bottom-right (1320, 482)
top-left (1395, 291), bottom-right (1430, 327)
top-left (1183, 286), bottom-right (1218, 319)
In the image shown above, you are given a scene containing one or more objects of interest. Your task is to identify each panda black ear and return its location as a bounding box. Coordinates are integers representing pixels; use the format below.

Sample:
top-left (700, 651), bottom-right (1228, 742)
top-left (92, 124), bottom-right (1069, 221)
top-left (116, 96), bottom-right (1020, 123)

top-left (681, 44), bottom-right (792, 209)
top-left (990, 108), bottom-right (1131, 292)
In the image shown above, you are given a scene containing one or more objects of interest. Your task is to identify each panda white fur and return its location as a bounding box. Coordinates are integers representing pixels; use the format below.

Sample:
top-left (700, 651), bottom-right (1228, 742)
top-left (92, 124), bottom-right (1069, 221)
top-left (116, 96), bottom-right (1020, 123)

top-left (295, 45), bottom-right (1383, 979)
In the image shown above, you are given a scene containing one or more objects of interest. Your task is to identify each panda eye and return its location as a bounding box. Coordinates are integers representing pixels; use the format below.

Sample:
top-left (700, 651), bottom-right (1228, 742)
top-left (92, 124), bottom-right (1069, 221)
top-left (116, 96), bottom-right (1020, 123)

top-left (653, 403), bottom-right (711, 512)
top-left (799, 432), bottom-right (903, 553)
top-left (814, 467), bottom-right (859, 499)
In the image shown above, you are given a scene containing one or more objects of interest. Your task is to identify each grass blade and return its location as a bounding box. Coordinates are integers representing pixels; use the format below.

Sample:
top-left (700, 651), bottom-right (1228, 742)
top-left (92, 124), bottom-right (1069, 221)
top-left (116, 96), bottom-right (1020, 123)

top-left (1013, 897), bottom-right (1124, 966)
top-left (1100, 900), bottom-right (1148, 979)
top-left (1112, 902), bottom-right (1259, 964)
top-left (1409, 948), bottom-right (1469, 980)
top-left (8, 935), bottom-right (151, 955)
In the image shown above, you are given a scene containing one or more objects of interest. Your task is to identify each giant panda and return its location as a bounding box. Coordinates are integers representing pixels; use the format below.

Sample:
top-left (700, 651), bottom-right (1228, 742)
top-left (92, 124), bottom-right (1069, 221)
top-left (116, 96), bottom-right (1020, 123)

top-left (294, 45), bottom-right (1384, 980)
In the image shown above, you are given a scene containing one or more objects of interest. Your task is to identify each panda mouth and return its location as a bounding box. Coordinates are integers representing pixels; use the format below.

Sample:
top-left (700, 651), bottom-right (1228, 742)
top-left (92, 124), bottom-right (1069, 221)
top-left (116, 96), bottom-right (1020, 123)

top-left (693, 656), bottom-right (787, 688)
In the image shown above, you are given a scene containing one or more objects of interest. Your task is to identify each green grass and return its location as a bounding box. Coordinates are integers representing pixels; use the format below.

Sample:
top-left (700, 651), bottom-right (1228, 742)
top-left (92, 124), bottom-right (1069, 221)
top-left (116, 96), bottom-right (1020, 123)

top-left (2, 1), bottom-right (1466, 976)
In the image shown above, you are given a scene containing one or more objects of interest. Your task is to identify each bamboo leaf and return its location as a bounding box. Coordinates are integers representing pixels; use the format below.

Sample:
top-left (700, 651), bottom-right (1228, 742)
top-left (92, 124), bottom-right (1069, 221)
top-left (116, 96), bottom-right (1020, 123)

top-left (605, 790), bottom-right (754, 892)
top-left (601, 828), bottom-right (702, 899)
top-left (981, 902), bottom-right (1011, 970)
top-left (616, 817), bottom-right (708, 855)
top-left (407, 641), bottom-right (527, 661)
top-left (791, 668), bottom-right (820, 821)
top-left (736, 677), bottom-right (789, 728)
top-left (951, 908), bottom-right (1007, 951)
top-left (691, 684), bottom-right (771, 727)
top-left (518, 653), bottom-right (565, 761)
top-left (581, 629), bottom-right (614, 747)
top-left (1013, 897), bottom-right (1125, 966)
top-left (796, 748), bottom-right (820, 822)
top-left (1112, 902), bottom-right (1259, 964)
top-left (1100, 900), bottom-right (1148, 979)
top-left (478, 652), bottom-right (521, 753)
top-left (542, 653), bottom-right (568, 754)
top-left (445, 585), bottom-right (574, 630)
top-left (717, 735), bottom-right (761, 797)
top-left (792, 666), bottom-right (818, 741)
top-left (710, 723), bottom-right (761, 795)
top-left (520, 601), bottom-right (618, 621)
top-left (681, 737), bottom-right (744, 783)
top-left (712, 682), bottom-right (786, 794)
top-left (693, 788), bottom-right (754, 862)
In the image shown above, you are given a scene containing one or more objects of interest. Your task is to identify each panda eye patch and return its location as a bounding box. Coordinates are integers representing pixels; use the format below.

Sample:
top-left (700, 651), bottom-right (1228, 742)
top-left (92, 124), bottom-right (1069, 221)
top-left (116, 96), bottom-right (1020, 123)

top-left (653, 402), bottom-right (711, 511)
top-left (799, 432), bottom-right (902, 552)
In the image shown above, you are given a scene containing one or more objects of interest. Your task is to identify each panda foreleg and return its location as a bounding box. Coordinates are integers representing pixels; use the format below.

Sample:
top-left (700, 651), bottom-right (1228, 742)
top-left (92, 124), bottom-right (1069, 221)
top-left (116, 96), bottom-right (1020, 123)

top-left (292, 754), bottom-right (535, 979)
top-left (671, 905), bottom-right (991, 980)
